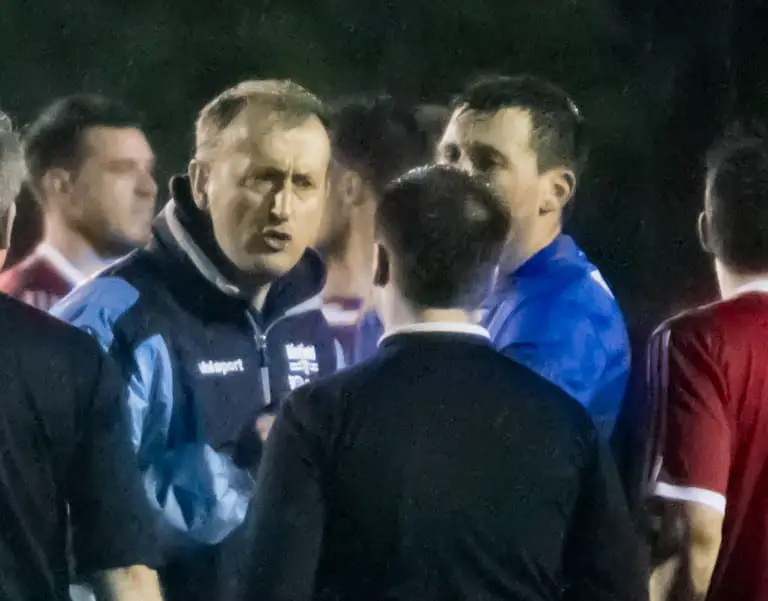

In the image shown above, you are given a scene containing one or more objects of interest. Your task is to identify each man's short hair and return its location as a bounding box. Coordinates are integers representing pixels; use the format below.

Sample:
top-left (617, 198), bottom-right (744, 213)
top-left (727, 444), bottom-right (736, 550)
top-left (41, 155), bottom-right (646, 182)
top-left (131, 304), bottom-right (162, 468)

top-left (331, 96), bottom-right (433, 194)
top-left (195, 79), bottom-right (328, 159)
top-left (706, 126), bottom-right (768, 273)
top-left (376, 165), bottom-right (510, 308)
top-left (452, 74), bottom-right (587, 177)
top-left (23, 94), bottom-right (139, 200)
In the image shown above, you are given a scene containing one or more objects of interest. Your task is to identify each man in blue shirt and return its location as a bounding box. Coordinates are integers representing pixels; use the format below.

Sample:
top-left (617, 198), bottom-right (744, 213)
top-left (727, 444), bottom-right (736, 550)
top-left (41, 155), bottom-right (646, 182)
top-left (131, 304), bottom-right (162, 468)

top-left (357, 75), bottom-right (629, 438)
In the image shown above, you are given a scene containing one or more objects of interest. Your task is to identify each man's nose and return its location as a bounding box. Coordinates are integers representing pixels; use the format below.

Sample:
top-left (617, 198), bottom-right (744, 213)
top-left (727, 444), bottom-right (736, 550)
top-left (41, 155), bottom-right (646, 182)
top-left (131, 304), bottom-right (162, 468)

top-left (456, 154), bottom-right (475, 175)
top-left (271, 180), bottom-right (293, 221)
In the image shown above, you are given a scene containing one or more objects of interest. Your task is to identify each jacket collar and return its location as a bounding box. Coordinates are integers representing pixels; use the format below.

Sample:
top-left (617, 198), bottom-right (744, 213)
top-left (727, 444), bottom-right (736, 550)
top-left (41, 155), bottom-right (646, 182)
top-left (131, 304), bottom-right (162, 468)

top-left (153, 175), bottom-right (326, 322)
top-left (494, 234), bottom-right (585, 291)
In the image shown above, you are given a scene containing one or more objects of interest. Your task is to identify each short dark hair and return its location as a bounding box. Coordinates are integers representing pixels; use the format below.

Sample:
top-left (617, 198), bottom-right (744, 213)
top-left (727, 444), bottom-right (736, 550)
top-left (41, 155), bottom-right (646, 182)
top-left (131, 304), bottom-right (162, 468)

top-left (331, 96), bottom-right (432, 194)
top-left (23, 94), bottom-right (140, 199)
top-left (376, 165), bottom-right (510, 308)
top-left (706, 126), bottom-right (768, 273)
top-left (452, 74), bottom-right (587, 177)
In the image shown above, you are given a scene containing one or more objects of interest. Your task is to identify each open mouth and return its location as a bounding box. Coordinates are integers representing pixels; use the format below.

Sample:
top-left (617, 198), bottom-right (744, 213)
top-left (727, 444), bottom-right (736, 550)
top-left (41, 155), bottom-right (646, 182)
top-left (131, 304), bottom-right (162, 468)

top-left (261, 230), bottom-right (292, 251)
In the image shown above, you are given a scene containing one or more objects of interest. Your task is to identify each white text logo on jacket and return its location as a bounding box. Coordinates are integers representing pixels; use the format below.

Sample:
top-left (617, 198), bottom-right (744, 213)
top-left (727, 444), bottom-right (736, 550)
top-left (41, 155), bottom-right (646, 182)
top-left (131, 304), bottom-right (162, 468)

top-left (285, 343), bottom-right (319, 390)
top-left (198, 359), bottom-right (246, 376)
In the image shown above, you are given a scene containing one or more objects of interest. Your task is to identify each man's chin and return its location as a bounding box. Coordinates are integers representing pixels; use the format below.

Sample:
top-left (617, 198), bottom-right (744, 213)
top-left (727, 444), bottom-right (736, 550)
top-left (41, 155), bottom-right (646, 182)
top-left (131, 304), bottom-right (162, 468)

top-left (234, 250), bottom-right (303, 280)
top-left (100, 233), bottom-right (147, 258)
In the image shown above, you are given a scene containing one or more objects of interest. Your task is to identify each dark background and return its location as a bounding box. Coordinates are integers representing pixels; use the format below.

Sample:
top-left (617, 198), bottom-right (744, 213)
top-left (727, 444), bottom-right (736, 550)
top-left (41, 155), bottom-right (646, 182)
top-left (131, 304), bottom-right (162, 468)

top-left (2, 0), bottom-right (767, 334)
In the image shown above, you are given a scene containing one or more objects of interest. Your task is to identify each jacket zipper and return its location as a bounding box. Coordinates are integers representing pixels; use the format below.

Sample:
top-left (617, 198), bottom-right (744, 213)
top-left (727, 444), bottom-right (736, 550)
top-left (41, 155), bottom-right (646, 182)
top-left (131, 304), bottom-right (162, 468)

top-left (245, 297), bottom-right (321, 411)
top-left (246, 313), bottom-right (273, 409)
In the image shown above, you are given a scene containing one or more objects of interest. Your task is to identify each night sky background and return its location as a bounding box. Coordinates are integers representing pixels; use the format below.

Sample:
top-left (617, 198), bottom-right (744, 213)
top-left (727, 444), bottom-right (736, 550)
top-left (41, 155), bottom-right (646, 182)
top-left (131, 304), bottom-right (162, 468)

top-left (2, 0), bottom-right (768, 338)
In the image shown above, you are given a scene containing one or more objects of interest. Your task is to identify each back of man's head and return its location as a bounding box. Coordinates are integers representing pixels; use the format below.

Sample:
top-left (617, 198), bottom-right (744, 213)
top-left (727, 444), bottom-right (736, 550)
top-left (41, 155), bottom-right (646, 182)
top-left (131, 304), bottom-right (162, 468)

top-left (452, 74), bottom-right (587, 178)
top-left (195, 79), bottom-right (328, 160)
top-left (376, 165), bottom-right (510, 308)
top-left (705, 126), bottom-right (768, 274)
top-left (0, 114), bottom-right (25, 252)
top-left (23, 94), bottom-right (139, 202)
top-left (331, 96), bottom-right (432, 194)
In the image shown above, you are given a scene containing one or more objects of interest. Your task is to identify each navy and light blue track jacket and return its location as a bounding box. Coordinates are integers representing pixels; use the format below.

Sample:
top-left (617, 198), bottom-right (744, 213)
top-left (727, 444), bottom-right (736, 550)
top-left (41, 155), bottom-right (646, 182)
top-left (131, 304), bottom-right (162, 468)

top-left (356, 235), bottom-right (630, 438)
top-left (51, 176), bottom-right (342, 601)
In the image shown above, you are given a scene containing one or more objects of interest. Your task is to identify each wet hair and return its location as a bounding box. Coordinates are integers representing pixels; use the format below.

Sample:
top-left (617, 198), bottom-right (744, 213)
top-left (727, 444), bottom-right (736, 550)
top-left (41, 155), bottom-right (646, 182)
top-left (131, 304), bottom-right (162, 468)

top-left (376, 165), bottom-right (510, 308)
top-left (453, 74), bottom-right (587, 178)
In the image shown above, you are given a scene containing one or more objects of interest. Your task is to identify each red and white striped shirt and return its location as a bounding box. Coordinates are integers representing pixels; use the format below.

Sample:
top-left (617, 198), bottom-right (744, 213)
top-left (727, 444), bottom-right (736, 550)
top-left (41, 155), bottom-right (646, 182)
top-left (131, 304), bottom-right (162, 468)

top-left (646, 279), bottom-right (768, 601)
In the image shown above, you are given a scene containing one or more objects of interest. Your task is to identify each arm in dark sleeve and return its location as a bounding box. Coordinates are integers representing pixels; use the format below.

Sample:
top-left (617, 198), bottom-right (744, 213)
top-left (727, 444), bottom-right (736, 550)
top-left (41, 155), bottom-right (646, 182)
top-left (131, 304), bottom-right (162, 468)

top-left (68, 351), bottom-right (161, 575)
top-left (248, 384), bottom-right (329, 601)
top-left (563, 433), bottom-right (649, 601)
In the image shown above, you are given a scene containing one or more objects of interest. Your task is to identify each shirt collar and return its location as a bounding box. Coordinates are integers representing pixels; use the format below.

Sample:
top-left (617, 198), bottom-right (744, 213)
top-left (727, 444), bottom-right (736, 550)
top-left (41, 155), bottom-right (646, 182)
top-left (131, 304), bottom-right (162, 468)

top-left (379, 322), bottom-right (491, 346)
top-left (734, 278), bottom-right (768, 296)
top-left (35, 242), bottom-right (88, 286)
top-left (512, 234), bottom-right (578, 278)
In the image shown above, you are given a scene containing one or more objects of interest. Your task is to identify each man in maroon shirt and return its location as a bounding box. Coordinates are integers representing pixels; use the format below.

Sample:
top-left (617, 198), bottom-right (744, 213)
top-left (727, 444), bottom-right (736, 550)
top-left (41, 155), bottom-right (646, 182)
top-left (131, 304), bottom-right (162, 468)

top-left (647, 127), bottom-right (768, 601)
top-left (317, 97), bottom-right (436, 363)
top-left (0, 94), bottom-right (157, 311)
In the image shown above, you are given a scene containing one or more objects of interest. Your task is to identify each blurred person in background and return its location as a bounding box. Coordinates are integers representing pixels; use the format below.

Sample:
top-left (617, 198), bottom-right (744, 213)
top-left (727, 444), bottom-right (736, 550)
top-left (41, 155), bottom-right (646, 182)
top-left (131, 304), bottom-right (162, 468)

top-left (646, 127), bottom-right (768, 601)
top-left (52, 79), bottom-right (341, 601)
top-left (0, 116), bottom-right (163, 601)
top-left (354, 78), bottom-right (630, 439)
top-left (249, 165), bottom-right (647, 601)
top-left (317, 96), bottom-right (432, 362)
top-left (0, 94), bottom-right (157, 310)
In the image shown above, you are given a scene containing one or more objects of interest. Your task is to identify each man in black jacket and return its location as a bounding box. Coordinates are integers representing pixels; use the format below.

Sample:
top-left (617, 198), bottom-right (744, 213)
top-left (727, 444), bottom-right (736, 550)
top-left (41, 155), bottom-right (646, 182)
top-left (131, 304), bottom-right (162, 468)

top-left (52, 80), bottom-right (342, 601)
top-left (250, 165), bottom-right (648, 601)
top-left (0, 118), bottom-right (163, 599)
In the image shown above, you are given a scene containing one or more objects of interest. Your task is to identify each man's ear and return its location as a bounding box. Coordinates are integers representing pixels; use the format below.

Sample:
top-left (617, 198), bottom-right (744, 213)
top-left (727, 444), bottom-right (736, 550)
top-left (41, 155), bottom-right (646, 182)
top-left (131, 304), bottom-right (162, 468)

top-left (539, 168), bottom-right (576, 215)
top-left (698, 211), bottom-right (714, 254)
top-left (188, 159), bottom-right (210, 212)
top-left (40, 168), bottom-right (76, 213)
top-left (373, 243), bottom-right (390, 288)
top-left (338, 168), bottom-right (365, 208)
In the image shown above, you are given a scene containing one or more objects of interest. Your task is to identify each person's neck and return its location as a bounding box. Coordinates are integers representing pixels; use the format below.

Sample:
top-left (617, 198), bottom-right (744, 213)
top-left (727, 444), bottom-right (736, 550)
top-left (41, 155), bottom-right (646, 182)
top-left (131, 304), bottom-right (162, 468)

top-left (322, 224), bottom-right (374, 302)
top-left (715, 261), bottom-right (768, 299)
top-left (42, 214), bottom-right (115, 279)
top-left (382, 294), bottom-right (474, 333)
top-left (500, 224), bottom-right (560, 275)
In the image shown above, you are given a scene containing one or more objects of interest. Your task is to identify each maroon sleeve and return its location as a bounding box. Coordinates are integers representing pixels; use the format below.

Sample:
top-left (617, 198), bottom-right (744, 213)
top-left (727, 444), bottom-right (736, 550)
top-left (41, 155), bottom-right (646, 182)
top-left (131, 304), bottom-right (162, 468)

top-left (647, 322), bottom-right (732, 512)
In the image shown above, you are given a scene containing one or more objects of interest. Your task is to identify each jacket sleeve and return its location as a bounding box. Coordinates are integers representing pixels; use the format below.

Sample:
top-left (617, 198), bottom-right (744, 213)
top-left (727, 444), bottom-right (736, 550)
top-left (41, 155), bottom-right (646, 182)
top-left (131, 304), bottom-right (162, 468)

top-left (51, 277), bottom-right (254, 556)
